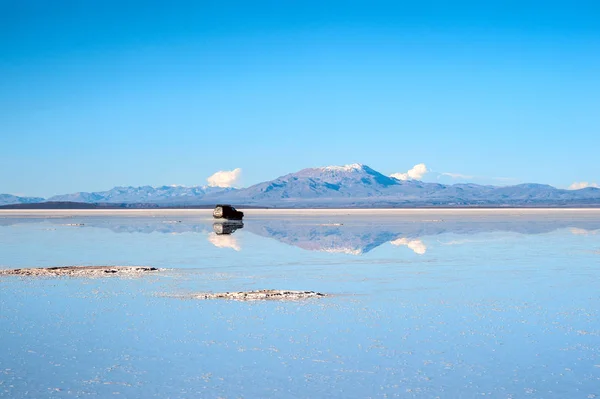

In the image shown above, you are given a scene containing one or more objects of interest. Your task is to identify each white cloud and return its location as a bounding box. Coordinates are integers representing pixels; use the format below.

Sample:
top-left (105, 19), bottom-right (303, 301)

top-left (435, 172), bottom-right (519, 185)
top-left (438, 173), bottom-right (517, 183)
top-left (207, 168), bottom-right (241, 187)
top-left (391, 163), bottom-right (428, 181)
top-left (440, 172), bottom-right (474, 180)
top-left (568, 181), bottom-right (599, 190)
top-left (390, 238), bottom-right (427, 255)
top-left (207, 233), bottom-right (241, 251)
top-left (492, 177), bottom-right (519, 182)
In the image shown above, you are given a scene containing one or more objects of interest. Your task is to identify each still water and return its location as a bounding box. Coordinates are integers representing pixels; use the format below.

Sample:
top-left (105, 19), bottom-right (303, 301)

top-left (1, 210), bottom-right (599, 398)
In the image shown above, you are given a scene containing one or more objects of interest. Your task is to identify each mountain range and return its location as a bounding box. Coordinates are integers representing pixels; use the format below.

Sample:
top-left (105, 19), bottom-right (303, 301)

top-left (2, 163), bottom-right (599, 207)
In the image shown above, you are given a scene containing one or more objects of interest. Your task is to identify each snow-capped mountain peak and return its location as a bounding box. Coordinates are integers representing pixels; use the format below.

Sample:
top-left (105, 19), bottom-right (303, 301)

top-left (319, 163), bottom-right (366, 172)
top-left (293, 163), bottom-right (389, 181)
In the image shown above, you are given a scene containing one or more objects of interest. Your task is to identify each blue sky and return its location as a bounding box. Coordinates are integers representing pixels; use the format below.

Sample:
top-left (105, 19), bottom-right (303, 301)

top-left (1, 0), bottom-right (599, 197)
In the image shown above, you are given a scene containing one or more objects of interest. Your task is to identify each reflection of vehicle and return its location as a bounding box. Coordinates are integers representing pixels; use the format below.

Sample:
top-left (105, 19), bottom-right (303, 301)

top-left (213, 221), bottom-right (244, 235)
top-left (213, 204), bottom-right (244, 220)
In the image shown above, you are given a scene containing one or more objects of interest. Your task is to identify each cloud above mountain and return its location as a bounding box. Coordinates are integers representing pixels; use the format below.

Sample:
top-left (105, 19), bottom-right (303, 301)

top-left (391, 163), bottom-right (428, 181)
top-left (569, 181), bottom-right (599, 190)
top-left (441, 172), bottom-right (474, 179)
top-left (435, 171), bottom-right (519, 186)
top-left (207, 168), bottom-right (241, 187)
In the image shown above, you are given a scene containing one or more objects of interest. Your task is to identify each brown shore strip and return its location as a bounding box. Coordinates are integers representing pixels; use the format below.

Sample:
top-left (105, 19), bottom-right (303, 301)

top-left (0, 266), bottom-right (159, 277)
top-left (190, 289), bottom-right (327, 301)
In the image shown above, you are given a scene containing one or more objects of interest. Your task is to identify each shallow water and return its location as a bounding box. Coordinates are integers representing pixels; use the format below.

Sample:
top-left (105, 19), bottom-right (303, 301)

top-left (1, 210), bottom-right (599, 398)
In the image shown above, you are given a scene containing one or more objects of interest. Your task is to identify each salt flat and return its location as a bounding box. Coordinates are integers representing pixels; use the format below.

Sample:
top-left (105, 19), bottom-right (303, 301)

top-left (2, 207), bottom-right (600, 217)
top-left (1, 209), bottom-right (599, 398)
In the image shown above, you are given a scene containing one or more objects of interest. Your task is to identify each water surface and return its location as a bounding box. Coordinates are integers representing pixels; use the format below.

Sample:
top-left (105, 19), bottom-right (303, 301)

top-left (1, 210), bottom-right (599, 398)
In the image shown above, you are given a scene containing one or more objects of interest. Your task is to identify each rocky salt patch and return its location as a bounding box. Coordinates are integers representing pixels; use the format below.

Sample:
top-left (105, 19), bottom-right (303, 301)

top-left (181, 289), bottom-right (327, 301)
top-left (0, 266), bottom-right (160, 277)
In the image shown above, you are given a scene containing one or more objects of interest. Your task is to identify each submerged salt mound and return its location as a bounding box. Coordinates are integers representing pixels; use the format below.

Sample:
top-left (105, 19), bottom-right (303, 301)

top-left (194, 289), bottom-right (326, 301)
top-left (0, 266), bottom-right (159, 277)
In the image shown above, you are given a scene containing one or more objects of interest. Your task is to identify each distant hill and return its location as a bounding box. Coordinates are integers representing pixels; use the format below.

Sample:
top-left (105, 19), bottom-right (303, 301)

top-left (0, 194), bottom-right (45, 207)
top-left (0, 201), bottom-right (156, 209)
top-left (1, 163), bottom-right (599, 208)
top-left (47, 185), bottom-right (236, 205)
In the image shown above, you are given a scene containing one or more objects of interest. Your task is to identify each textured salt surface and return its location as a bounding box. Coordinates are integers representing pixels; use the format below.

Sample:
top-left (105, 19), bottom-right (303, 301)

top-left (189, 289), bottom-right (326, 301)
top-left (0, 266), bottom-right (159, 277)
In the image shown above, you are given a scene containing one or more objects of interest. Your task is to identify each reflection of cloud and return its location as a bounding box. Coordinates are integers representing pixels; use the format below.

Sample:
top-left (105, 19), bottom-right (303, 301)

top-left (442, 239), bottom-right (474, 245)
top-left (207, 168), bottom-right (241, 187)
top-left (570, 227), bottom-right (598, 236)
top-left (208, 233), bottom-right (241, 251)
top-left (569, 181), bottom-right (599, 190)
top-left (391, 163), bottom-right (428, 181)
top-left (390, 238), bottom-right (427, 254)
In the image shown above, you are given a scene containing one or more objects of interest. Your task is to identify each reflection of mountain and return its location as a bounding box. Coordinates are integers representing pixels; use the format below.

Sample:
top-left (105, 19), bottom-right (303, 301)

top-left (1, 215), bottom-right (599, 255)
top-left (243, 221), bottom-right (402, 255)
top-left (51, 218), bottom-right (213, 234)
top-left (243, 218), bottom-right (600, 255)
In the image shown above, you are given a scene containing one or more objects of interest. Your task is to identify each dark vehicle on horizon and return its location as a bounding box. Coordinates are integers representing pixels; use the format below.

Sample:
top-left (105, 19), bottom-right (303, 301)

top-left (213, 204), bottom-right (244, 220)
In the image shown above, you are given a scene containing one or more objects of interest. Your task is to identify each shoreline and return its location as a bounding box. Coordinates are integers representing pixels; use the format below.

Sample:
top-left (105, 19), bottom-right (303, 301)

top-left (2, 208), bottom-right (600, 217)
